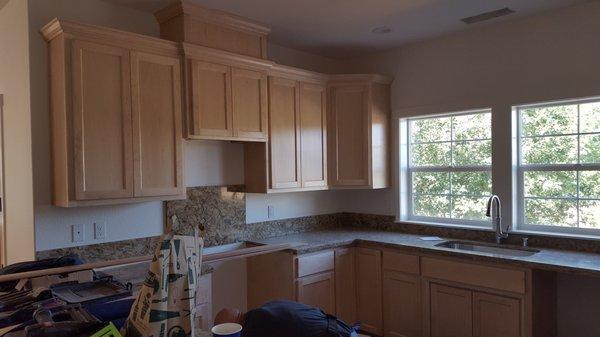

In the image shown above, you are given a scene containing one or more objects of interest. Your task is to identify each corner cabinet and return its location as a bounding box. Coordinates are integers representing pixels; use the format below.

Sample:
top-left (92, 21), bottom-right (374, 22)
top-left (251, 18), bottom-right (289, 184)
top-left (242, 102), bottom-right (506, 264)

top-left (183, 44), bottom-right (270, 142)
top-left (41, 19), bottom-right (185, 207)
top-left (328, 75), bottom-right (392, 189)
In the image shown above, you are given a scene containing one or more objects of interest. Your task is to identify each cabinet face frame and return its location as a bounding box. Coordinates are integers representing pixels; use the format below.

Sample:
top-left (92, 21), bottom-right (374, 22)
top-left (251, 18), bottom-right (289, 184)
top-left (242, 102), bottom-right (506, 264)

top-left (328, 83), bottom-right (371, 187)
top-left (130, 51), bottom-right (184, 197)
top-left (71, 39), bottom-right (134, 201)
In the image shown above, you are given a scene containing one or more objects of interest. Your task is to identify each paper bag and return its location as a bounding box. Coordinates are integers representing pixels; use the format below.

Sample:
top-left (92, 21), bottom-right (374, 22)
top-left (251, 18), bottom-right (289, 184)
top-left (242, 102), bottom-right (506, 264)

top-left (123, 231), bottom-right (203, 337)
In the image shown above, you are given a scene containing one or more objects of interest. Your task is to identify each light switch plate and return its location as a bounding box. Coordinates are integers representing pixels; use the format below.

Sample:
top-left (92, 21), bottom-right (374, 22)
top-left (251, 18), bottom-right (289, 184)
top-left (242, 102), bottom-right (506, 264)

top-left (267, 205), bottom-right (275, 218)
top-left (72, 224), bottom-right (84, 243)
top-left (94, 221), bottom-right (106, 240)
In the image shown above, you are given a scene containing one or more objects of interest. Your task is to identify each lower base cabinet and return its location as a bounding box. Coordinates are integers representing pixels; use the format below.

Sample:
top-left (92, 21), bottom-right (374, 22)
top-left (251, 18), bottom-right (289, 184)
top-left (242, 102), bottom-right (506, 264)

top-left (473, 291), bottom-right (521, 337)
top-left (429, 283), bottom-right (522, 337)
top-left (383, 271), bottom-right (422, 337)
top-left (296, 271), bottom-right (335, 314)
top-left (356, 248), bottom-right (383, 335)
top-left (247, 247), bottom-right (555, 337)
top-left (429, 284), bottom-right (473, 337)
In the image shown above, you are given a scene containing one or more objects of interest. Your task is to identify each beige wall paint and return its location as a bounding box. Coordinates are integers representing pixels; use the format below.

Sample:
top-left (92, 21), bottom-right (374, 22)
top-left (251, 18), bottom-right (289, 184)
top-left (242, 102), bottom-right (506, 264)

top-left (345, 1), bottom-right (600, 115)
top-left (0, 0), bottom-right (35, 264)
top-left (267, 42), bottom-right (348, 74)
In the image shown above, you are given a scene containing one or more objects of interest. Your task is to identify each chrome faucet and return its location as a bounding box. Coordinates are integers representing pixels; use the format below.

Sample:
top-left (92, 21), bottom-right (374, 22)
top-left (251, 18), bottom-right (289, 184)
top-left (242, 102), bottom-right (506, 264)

top-left (486, 195), bottom-right (508, 244)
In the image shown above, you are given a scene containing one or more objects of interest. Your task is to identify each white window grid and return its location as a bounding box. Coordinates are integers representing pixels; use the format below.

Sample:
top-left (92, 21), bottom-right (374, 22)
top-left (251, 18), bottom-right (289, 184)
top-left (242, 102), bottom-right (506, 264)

top-left (516, 97), bottom-right (600, 235)
top-left (406, 110), bottom-right (493, 227)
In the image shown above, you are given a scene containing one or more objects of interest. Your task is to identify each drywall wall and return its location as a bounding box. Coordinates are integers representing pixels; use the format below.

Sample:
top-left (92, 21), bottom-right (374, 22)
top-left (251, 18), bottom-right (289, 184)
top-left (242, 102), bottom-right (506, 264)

top-left (267, 42), bottom-right (347, 74)
top-left (0, 0), bottom-right (35, 264)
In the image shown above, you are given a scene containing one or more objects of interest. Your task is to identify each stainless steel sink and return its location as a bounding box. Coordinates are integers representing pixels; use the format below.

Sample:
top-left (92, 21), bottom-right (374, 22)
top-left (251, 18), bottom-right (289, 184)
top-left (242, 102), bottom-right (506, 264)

top-left (435, 240), bottom-right (540, 257)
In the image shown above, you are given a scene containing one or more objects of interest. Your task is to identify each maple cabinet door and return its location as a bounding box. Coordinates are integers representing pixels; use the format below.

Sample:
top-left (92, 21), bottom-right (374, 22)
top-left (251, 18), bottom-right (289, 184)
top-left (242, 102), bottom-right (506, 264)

top-left (296, 271), bottom-right (335, 314)
top-left (383, 271), bottom-right (422, 337)
top-left (71, 40), bottom-right (133, 200)
top-left (189, 59), bottom-right (233, 138)
top-left (232, 67), bottom-right (268, 140)
top-left (268, 76), bottom-right (301, 189)
top-left (131, 51), bottom-right (184, 197)
top-left (429, 283), bottom-right (473, 337)
top-left (300, 82), bottom-right (327, 188)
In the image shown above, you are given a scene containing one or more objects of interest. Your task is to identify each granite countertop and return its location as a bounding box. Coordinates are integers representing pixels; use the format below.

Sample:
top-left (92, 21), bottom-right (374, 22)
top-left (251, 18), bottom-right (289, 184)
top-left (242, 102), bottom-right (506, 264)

top-left (246, 228), bottom-right (600, 277)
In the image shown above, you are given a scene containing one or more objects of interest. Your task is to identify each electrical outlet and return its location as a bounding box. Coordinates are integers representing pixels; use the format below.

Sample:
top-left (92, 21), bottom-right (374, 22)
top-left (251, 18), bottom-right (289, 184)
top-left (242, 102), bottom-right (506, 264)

top-left (94, 222), bottom-right (106, 240)
top-left (267, 205), bottom-right (275, 218)
top-left (71, 224), bottom-right (84, 243)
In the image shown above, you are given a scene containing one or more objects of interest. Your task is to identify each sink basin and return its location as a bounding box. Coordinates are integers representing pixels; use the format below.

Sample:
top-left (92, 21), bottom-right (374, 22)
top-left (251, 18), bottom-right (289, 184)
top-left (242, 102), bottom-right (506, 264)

top-left (435, 240), bottom-right (540, 257)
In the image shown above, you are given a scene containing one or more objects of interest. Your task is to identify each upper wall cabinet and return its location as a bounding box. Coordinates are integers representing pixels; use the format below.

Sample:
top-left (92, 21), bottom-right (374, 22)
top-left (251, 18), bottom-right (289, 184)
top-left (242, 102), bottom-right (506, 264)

top-left (41, 19), bottom-right (185, 207)
top-left (328, 75), bottom-right (392, 189)
top-left (155, 1), bottom-right (270, 59)
top-left (244, 65), bottom-right (328, 193)
top-left (183, 44), bottom-right (271, 141)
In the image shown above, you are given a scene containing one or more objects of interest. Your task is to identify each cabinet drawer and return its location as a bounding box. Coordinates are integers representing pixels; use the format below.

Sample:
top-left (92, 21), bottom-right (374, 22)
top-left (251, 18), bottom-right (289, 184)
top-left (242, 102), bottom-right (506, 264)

top-left (382, 251), bottom-right (419, 274)
top-left (421, 257), bottom-right (526, 294)
top-left (296, 251), bottom-right (334, 278)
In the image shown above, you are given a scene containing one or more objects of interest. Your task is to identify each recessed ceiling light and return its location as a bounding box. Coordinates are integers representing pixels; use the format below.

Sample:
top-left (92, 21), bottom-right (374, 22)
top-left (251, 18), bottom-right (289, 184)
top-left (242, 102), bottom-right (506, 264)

top-left (372, 26), bottom-right (392, 34)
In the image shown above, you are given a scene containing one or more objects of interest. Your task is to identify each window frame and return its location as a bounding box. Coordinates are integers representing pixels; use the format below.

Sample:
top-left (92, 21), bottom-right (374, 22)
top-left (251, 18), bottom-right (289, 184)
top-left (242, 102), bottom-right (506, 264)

top-left (514, 97), bottom-right (600, 236)
top-left (403, 109), bottom-right (494, 227)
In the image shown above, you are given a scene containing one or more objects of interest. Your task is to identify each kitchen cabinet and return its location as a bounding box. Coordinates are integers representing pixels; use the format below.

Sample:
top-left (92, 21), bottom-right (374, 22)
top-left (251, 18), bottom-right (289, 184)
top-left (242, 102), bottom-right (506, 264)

top-left (41, 19), bottom-right (185, 207)
top-left (297, 271), bottom-right (335, 313)
top-left (335, 248), bottom-right (356, 325)
top-left (328, 75), bottom-right (391, 189)
top-left (245, 65), bottom-right (328, 193)
top-left (184, 44), bottom-right (270, 141)
top-left (382, 250), bottom-right (422, 337)
top-left (247, 245), bottom-right (554, 337)
top-left (473, 292), bottom-right (521, 337)
top-left (429, 283), bottom-right (473, 337)
top-left (356, 247), bottom-right (383, 335)
top-left (131, 51), bottom-right (184, 197)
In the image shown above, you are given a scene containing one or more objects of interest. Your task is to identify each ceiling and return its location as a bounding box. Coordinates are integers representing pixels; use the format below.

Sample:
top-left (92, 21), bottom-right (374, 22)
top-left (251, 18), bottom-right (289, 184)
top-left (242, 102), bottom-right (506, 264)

top-left (102, 0), bottom-right (590, 58)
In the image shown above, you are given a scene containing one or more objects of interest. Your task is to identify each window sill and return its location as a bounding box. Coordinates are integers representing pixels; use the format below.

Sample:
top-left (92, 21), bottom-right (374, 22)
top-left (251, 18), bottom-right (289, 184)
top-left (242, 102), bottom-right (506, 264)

top-left (396, 218), bottom-right (600, 242)
top-left (509, 229), bottom-right (600, 242)
top-left (395, 219), bottom-right (494, 232)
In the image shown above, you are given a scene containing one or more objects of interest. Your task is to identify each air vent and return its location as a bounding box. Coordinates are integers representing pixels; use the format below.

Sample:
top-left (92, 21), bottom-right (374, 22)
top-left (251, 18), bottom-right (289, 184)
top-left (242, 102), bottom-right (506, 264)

top-left (461, 7), bottom-right (515, 25)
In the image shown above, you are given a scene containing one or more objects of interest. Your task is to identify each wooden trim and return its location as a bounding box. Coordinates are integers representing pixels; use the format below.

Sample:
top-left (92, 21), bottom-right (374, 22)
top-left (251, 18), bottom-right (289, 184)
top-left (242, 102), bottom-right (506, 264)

top-left (0, 95), bottom-right (5, 267)
top-left (55, 193), bottom-right (186, 208)
top-left (183, 43), bottom-right (273, 71)
top-left (40, 18), bottom-right (181, 57)
top-left (269, 64), bottom-right (328, 84)
top-left (0, 243), bottom-right (292, 283)
top-left (328, 73), bottom-right (393, 85)
top-left (154, 1), bottom-right (271, 35)
top-left (421, 257), bottom-right (526, 294)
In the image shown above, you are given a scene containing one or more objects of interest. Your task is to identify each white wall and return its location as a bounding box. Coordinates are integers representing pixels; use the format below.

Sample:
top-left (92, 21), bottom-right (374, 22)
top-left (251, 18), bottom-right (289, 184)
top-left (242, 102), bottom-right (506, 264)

top-left (0, 0), bottom-right (35, 263)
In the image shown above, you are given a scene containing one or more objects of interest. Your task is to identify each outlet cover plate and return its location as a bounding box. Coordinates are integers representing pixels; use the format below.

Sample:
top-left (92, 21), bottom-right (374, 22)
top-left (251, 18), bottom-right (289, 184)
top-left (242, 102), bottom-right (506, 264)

top-left (94, 222), bottom-right (106, 240)
top-left (72, 224), bottom-right (84, 243)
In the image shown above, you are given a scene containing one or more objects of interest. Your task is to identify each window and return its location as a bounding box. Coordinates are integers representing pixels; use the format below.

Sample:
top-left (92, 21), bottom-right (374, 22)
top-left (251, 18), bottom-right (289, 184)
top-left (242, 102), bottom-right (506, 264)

top-left (516, 99), bottom-right (600, 234)
top-left (404, 110), bottom-right (492, 226)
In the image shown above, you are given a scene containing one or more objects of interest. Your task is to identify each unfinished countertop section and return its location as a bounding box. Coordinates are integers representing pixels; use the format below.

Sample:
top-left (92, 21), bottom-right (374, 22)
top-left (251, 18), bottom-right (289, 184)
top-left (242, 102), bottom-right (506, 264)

top-left (247, 228), bottom-right (600, 277)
